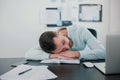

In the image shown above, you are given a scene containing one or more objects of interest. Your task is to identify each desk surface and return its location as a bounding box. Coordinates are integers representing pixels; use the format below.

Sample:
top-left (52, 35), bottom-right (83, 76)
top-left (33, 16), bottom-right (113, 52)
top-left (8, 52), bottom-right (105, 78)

top-left (0, 58), bottom-right (120, 80)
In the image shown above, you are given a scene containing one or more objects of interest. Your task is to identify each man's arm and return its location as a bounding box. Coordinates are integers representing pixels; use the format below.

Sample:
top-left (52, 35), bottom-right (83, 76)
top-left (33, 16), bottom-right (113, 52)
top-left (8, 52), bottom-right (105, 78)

top-left (25, 46), bottom-right (49, 60)
top-left (49, 51), bottom-right (80, 60)
top-left (25, 46), bottom-right (79, 60)
top-left (80, 28), bottom-right (106, 60)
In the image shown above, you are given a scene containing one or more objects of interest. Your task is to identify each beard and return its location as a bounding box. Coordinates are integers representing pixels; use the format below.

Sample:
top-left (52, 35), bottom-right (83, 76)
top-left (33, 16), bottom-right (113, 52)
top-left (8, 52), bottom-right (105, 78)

top-left (68, 37), bottom-right (73, 48)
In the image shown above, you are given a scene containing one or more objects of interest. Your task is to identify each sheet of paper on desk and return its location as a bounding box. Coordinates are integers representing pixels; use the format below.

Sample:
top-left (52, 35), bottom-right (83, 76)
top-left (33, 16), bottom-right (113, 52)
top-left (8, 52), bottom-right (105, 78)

top-left (0, 64), bottom-right (57, 80)
top-left (40, 59), bottom-right (80, 64)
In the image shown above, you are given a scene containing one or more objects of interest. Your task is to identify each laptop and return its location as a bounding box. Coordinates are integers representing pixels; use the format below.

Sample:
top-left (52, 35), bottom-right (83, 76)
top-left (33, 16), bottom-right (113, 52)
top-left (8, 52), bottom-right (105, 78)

top-left (94, 35), bottom-right (120, 74)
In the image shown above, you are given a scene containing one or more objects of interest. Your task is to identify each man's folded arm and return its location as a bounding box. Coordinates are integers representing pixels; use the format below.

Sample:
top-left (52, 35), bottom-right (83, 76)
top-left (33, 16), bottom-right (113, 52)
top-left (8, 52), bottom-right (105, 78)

top-left (80, 28), bottom-right (106, 60)
top-left (80, 46), bottom-right (106, 60)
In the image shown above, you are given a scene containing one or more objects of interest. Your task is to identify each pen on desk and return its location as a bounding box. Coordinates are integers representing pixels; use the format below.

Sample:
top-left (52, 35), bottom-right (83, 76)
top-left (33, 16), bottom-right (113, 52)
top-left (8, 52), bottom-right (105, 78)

top-left (18, 68), bottom-right (32, 75)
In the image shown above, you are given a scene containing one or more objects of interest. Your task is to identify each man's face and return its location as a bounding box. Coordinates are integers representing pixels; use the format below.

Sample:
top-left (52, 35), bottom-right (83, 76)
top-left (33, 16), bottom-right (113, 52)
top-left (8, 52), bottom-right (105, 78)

top-left (53, 34), bottom-right (73, 54)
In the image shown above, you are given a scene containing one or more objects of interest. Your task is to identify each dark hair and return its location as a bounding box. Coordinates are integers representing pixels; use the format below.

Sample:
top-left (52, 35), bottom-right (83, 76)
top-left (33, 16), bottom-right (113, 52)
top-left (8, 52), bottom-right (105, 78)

top-left (39, 31), bottom-right (56, 53)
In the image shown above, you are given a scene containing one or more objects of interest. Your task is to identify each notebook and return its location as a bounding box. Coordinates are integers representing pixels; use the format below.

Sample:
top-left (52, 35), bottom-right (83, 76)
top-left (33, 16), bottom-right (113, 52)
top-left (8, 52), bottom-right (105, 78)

top-left (94, 35), bottom-right (120, 74)
top-left (40, 59), bottom-right (80, 64)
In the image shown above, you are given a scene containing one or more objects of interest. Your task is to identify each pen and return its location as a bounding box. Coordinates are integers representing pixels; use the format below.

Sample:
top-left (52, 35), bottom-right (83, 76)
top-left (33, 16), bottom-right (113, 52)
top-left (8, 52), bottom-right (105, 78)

top-left (18, 68), bottom-right (32, 75)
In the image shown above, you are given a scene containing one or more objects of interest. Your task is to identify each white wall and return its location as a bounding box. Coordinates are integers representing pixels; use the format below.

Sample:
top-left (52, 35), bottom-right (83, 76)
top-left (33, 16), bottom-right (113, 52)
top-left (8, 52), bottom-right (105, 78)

top-left (109, 0), bottom-right (120, 34)
top-left (0, 0), bottom-right (110, 58)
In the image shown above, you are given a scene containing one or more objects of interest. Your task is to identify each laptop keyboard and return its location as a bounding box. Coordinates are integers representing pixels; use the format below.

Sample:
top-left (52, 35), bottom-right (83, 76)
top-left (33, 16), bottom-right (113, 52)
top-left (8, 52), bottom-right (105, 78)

top-left (94, 62), bottom-right (105, 68)
top-left (94, 62), bottom-right (105, 73)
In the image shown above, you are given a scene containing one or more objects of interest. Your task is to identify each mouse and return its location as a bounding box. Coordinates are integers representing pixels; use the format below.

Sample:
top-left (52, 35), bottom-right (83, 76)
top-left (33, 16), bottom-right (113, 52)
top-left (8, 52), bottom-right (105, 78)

top-left (83, 62), bottom-right (94, 68)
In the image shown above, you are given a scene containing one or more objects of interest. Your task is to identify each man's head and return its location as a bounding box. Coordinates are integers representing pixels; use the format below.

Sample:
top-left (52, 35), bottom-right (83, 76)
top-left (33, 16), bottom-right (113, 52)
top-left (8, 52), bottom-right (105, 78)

top-left (39, 31), bottom-right (56, 53)
top-left (39, 29), bottom-right (73, 54)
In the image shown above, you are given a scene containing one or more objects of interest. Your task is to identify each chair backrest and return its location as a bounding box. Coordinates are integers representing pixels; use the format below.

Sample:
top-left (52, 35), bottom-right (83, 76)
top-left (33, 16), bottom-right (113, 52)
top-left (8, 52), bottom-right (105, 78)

top-left (88, 28), bottom-right (97, 38)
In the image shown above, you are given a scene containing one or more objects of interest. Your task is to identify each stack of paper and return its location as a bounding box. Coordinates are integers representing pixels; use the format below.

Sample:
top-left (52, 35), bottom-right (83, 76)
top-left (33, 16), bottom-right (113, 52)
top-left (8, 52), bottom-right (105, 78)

top-left (40, 59), bottom-right (80, 64)
top-left (0, 64), bottom-right (57, 80)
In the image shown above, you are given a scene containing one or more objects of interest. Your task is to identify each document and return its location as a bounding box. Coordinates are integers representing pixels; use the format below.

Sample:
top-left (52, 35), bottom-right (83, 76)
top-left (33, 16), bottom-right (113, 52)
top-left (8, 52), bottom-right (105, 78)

top-left (46, 8), bottom-right (60, 25)
top-left (40, 59), bottom-right (80, 64)
top-left (0, 64), bottom-right (57, 80)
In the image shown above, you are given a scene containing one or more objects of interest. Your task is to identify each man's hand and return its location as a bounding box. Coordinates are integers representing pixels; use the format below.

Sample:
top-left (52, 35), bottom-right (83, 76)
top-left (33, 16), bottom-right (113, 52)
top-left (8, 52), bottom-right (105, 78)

top-left (49, 50), bottom-right (80, 60)
top-left (60, 51), bottom-right (80, 59)
top-left (49, 53), bottom-right (75, 60)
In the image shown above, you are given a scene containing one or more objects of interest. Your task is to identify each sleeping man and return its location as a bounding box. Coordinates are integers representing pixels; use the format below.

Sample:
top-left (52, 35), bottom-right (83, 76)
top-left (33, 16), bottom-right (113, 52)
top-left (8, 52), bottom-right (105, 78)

top-left (25, 26), bottom-right (106, 61)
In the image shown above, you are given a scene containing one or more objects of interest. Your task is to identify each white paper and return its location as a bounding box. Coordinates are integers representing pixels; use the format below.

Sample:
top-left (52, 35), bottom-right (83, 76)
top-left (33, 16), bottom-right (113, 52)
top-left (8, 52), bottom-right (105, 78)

top-left (0, 64), bottom-right (57, 80)
top-left (40, 59), bottom-right (80, 64)
top-left (46, 9), bottom-right (60, 24)
top-left (80, 6), bottom-right (100, 21)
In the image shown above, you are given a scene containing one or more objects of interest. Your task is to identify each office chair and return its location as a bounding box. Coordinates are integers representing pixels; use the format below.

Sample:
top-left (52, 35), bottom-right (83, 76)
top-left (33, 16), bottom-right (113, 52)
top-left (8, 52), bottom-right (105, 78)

top-left (88, 28), bottom-right (97, 38)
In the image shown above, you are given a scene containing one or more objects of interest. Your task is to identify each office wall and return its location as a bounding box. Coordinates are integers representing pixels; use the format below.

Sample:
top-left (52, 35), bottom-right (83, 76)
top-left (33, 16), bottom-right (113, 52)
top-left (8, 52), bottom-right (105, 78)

top-left (109, 0), bottom-right (120, 34)
top-left (0, 0), bottom-right (110, 58)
